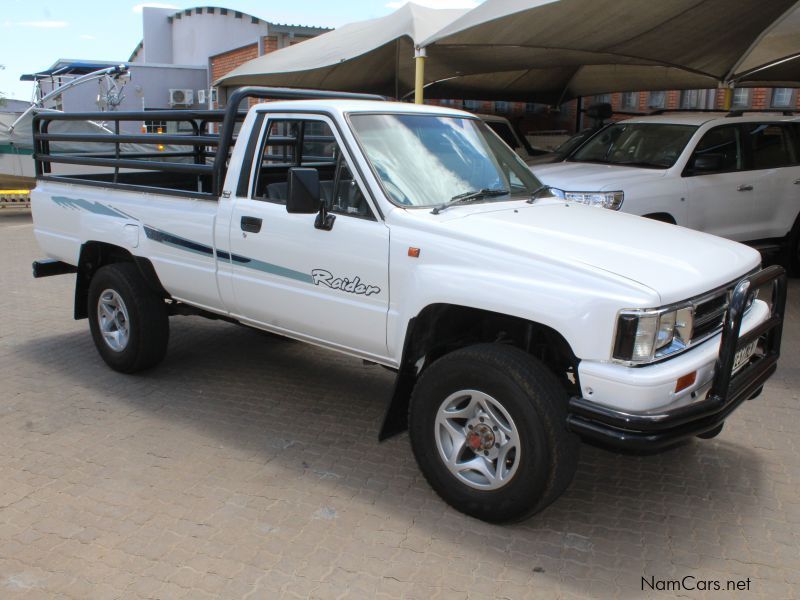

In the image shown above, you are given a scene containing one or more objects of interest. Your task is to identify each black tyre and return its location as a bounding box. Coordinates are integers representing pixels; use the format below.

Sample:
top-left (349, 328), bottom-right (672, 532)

top-left (88, 262), bottom-right (169, 373)
top-left (697, 423), bottom-right (724, 440)
top-left (408, 343), bottom-right (579, 523)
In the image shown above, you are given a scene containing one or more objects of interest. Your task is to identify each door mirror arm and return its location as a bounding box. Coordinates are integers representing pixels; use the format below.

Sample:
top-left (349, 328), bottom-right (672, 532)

top-left (315, 203), bottom-right (336, 231)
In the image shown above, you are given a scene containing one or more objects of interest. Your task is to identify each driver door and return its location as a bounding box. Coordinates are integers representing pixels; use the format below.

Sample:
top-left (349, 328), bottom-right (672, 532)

top-left (226, 114), bottom-right (390, 360)
top-left (685, 124), bottom-right (758, 241)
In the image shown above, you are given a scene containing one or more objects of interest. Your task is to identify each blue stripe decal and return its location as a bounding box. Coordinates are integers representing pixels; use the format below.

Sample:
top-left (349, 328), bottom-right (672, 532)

top-left (50, 196), bottom-right (312, 284)
top-left (52, 196), bottom-right (131, 219)
top-left (224, 252), bottom-right (313, 284)
top-left (143, 226), bottom-right (214, 257)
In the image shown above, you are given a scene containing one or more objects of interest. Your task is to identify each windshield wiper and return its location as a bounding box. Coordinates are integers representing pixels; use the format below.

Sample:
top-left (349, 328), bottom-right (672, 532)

top-left (526, 185), bottom-right (551, 203)
top-left (431, 188), bottom-right (509, 214)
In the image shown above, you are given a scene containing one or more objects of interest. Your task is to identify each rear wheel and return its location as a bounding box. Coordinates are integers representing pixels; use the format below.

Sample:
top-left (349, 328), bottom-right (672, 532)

top-left (88, 263), bottom-right (169, 373)
top-left (408, 344), bottom-right (579, 523)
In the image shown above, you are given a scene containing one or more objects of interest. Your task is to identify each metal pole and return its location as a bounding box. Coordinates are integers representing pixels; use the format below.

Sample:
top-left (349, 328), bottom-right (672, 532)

top-left (719, 83), bottom-right (733, 110)
top-left (414, 47), bottom-right (427, 105)
top-left (575, 96), bottom-right (582, 132)
top-left (723, 87), bottom-right (733, 110)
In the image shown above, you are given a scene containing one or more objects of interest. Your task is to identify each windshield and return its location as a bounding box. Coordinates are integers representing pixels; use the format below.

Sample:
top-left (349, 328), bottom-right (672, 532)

top-left (570, 122), bottom-right (697, 168)
top-left (555, 128), bottom-right (597, 156)
top-left (349, 114), bottom-right (543, 208)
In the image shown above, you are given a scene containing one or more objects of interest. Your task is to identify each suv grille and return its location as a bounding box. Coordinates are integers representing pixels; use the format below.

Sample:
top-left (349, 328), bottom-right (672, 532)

top-left (692, 291), bottom-right (728, 343)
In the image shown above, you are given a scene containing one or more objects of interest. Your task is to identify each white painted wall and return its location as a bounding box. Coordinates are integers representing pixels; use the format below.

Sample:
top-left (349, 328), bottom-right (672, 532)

top-left (142, 8), bottom-right (174, 64)
top-left (170, 9), bottom-right (270, 66)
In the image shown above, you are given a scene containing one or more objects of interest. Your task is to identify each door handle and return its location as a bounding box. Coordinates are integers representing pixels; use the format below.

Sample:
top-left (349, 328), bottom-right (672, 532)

top-left (737, 184), bottom-right (754, 192)
top-left (794, 179), bottom-right (800, 185)
top-left (240, 216), bottom-right (262, 233)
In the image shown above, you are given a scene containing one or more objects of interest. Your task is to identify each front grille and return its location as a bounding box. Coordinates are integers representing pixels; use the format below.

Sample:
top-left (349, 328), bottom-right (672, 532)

top-left (692, 291), bottom-right (729, 342)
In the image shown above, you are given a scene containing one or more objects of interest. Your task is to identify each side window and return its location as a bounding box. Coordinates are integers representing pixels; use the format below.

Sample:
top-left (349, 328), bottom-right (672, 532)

top-left (743, 123), bottom-right (797, 170)
top-left (301, 121), bottom-right (337, 166)
top-left (689, 125), bottom-right (742, 174)
top-left (330, 162), bottom-right (372, 218)
top-left (252, 118), bottom-right (375, 220)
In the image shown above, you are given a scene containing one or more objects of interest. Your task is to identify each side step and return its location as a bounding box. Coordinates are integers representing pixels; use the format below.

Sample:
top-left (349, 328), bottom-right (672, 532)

top-left (32, 259), bottom-right (78, 278)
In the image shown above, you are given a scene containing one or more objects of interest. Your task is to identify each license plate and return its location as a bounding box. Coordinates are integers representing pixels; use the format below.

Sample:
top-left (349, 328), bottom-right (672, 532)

top-left (732, 340), bottom-right (758, 374)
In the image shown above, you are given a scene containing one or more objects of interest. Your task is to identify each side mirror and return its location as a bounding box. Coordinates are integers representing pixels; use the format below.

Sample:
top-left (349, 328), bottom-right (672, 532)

top-left (586, 102), bottom-right (612, 121)
top-left (286, 167), bottom-right (321, 214)
top-left (691, 153), bottom-right (724, 173)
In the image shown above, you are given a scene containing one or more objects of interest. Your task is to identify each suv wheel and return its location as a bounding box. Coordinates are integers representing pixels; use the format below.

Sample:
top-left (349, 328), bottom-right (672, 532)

top-left (88, 263), bottom-right (169, 373)
top-left (408, 344), bottom-right (579, 523)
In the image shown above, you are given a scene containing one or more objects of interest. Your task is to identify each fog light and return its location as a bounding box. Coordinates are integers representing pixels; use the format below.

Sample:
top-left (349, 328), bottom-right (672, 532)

top-left (675, 371), bottom-right (697, 393)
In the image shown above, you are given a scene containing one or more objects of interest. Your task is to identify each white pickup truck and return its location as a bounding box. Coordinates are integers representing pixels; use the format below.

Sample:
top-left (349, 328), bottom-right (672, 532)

top-left (30, 88), bottom-right (787, 523)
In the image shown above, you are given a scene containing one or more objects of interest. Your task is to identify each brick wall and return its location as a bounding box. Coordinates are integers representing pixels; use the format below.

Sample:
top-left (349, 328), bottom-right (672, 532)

top-left (262, 35), bottom-right (278, 53)
top-left (209, 43), bottom-right (259, 89)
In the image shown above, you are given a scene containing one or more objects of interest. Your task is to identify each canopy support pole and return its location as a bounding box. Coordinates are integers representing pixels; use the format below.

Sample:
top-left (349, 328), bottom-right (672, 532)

top-left (414, 47), bottom-right (426, 105)
top-left (719, 82), bottom-right (734, 110)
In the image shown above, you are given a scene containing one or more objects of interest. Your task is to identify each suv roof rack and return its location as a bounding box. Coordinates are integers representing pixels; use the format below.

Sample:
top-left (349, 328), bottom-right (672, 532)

top-left (648, 109), bottom-right (728, 115)
top-left (725, 108), bottom-right (797, 118)
top-left (647, 108), bottom-right (797, 118)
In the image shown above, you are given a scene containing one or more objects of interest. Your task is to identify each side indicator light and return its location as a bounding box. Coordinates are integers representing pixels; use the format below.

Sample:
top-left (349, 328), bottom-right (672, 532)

top-left (408, 247), bottom-right (421, 258)
top-left (675, 371), bottom-right (697, 393)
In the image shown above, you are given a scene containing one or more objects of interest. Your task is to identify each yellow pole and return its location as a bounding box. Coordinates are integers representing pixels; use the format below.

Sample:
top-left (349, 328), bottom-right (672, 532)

top-left (721, 85), bottom-right (733, 111)
top-left (414, 47), bottom-right (426, 105)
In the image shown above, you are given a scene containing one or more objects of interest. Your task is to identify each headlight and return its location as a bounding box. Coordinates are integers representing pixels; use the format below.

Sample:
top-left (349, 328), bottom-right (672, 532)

top-left (613, 305), bottom-right (694, 364)
top-left (550, 188), bottom-right (624, 210)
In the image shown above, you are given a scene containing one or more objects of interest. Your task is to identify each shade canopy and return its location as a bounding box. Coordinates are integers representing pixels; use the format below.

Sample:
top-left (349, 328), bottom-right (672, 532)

top-left (729, 4), bottom-right (800, 85)
top-left (215, 3), bottom-right (467, 98)
top-left (216, 0), bottom-right (800, 103)
top-left (421, 0), bottom-right (800, 100)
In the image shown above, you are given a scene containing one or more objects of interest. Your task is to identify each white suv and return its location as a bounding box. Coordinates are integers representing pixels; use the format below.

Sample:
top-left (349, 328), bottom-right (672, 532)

top-left (532, 112), bottom-right (800, 269)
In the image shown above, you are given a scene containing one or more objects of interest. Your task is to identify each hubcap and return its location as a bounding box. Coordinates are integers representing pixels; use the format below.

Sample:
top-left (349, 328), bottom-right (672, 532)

top-left (434, 390), bottom-right (521, 490)
top-left (97, 289), bottom-right (130, 352)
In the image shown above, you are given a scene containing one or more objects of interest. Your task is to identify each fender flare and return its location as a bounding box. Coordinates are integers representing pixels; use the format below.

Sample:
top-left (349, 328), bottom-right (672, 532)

top-left (73, 241), bottom-right (168, 319)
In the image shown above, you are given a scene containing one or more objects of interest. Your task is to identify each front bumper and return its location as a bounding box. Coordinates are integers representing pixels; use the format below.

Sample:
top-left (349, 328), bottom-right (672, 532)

top-left (567, 266), bottom-right (787, 451)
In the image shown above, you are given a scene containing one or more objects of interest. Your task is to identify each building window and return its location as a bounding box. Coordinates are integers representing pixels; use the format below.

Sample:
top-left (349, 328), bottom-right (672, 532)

top-left (525, 102), bottom-right (538, 114)
top-left (495, 101), bottom-right (510, 113)
top-left (680, 89), bottom-right (708, 109)
top-left (621, 92), bottom-right (639, 110)
top-left (143, 120), bottom-right (167, 134)
top-left (648, 91), bottom-right (666, 109)
top-left (594, 94), bottom-right (611, 105)
top-left (731, 88), bottom-right (750, 108)
top-left (771, 88), bottom-right (793, 108)
top-left (463, 100), bottom-right (480, 111)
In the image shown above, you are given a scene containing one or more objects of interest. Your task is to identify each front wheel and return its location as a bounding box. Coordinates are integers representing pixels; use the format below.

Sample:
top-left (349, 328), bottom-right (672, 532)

top-left (408, 344), bottom-right (579, 523)
top-left (88, 262), bottom-right (169, 373)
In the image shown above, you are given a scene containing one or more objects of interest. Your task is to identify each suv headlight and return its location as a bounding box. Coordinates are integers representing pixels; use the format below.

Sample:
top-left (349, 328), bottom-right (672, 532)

top-left (613, 305), bottom-right (694, 364)
top-left (550, 188), bottom-right (624, 210)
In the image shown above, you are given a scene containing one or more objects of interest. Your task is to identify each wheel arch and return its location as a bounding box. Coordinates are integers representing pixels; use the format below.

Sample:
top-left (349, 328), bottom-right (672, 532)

top-left (74, 241), bottom-right (168, 320)
top-left (380, 303), bottom-right (579, 440)
top-left (643, 212), bottom-right (677, 225)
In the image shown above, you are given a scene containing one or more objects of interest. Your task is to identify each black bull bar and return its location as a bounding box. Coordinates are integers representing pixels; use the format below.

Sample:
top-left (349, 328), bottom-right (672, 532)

top-left (567, 265), bottom-right (788, 450)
